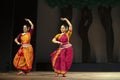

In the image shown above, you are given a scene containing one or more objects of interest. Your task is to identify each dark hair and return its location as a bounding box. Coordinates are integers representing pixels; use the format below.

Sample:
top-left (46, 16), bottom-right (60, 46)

top-left (23, 20), bottom-right (31, 31)
top-left (62, 24), bottom-right (68, 30)
top-left (23, 25), bottom-right (30, 32)
top-left (61, 21), bottom-right (69, 32)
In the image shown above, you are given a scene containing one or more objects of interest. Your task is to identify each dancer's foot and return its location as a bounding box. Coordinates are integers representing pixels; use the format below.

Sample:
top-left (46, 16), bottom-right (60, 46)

top-left (17, 71), bottom-right (25, 75)
top-left (62, 74), bottom-right (66, 77)
top-left (55, 73), bottom-right (59, 77)
top-left (24, 72), bottom-right (28, 76)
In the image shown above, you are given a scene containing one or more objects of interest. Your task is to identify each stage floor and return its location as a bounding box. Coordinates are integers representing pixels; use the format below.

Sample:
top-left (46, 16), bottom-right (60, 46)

top-left (0, 71), bottom-right (120, 80)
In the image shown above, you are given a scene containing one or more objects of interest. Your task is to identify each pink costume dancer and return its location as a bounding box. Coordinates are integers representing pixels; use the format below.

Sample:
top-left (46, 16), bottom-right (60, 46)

top-left (51, 18), bottom-right (73, 77)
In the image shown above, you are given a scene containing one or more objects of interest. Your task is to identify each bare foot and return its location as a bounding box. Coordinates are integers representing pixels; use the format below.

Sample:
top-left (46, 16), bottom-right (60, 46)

top-left (17, 71), bottom-right (25, 75)
top-left (62, 74), bottom-right (66, 77)
top-left (55, 73), bottom-right (59, 77)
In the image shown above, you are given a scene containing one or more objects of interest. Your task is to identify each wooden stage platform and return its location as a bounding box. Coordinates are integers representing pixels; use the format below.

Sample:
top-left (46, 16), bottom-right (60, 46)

top-left (0, 71), bottom-right (120, 80)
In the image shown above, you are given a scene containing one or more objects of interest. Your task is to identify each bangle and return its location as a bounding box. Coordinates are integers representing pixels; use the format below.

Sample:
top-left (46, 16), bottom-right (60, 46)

top-left (17, 42), bottom-right (20, 45)
top-left (57, 42), bottom-right (60, 44)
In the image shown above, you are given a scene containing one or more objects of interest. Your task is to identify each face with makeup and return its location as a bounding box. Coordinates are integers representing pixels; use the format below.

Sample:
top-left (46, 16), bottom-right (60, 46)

top-left (60, 25), bottom-right (68, 33)
top-left (23, 25), bottom-right (29, 33)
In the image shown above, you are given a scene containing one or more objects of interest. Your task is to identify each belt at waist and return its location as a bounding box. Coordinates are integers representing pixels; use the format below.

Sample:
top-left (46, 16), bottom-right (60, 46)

top-left (59, 43), bottom-right (72, 49)
top-left (21, 44), bottom-right (31, 47)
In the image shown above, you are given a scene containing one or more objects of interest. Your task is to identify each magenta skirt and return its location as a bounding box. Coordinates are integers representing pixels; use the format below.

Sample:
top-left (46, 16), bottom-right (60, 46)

top-left (51, 44), bottom-right (73, 74)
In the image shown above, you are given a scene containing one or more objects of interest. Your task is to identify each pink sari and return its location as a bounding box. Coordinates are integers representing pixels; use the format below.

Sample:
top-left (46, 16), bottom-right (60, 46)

top-left (51, 31), bottom-right (73, 74)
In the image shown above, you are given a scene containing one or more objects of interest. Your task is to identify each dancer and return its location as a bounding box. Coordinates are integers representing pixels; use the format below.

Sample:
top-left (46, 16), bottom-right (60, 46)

top-left (51, 18), bottom-right (73, 77)
top-left (13, 18), bottom-right (34, 75)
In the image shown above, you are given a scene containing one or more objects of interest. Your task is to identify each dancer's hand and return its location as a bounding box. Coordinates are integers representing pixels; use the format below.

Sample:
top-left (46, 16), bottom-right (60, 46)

top-left (60, 18), bottom-right (67, 21)
top-left (25, 18), bottom-right (30, 21)
top-left (17, 42), bottom-right (21, 45)
top-left (25, 18), bottom-right (34, 29)
top-left (58, 42), bottom-right (63, 45)
top-left (61, 17), bottom-right (72, 31)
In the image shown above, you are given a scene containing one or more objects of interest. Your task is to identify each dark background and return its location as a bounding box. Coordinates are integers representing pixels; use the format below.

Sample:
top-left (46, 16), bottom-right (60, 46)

top-left (1, 0), bottom-right (120, 72)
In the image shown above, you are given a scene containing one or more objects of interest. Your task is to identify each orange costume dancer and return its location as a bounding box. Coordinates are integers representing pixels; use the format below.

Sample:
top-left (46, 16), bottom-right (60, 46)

top-left (13, 18), bottom-right (34, 75)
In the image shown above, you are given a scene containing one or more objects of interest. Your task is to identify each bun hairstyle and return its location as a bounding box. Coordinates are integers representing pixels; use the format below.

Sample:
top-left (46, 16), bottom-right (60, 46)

top-left (23, 21), bottom-right (31, 31)
top-left (61, 21), bottom-right (69, 32)
top-left (62, 24), bottom-right (68, 32)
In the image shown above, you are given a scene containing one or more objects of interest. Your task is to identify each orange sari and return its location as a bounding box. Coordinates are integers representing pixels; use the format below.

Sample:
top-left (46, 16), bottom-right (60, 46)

top-left (13, 30), bottom-right (33, 73)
